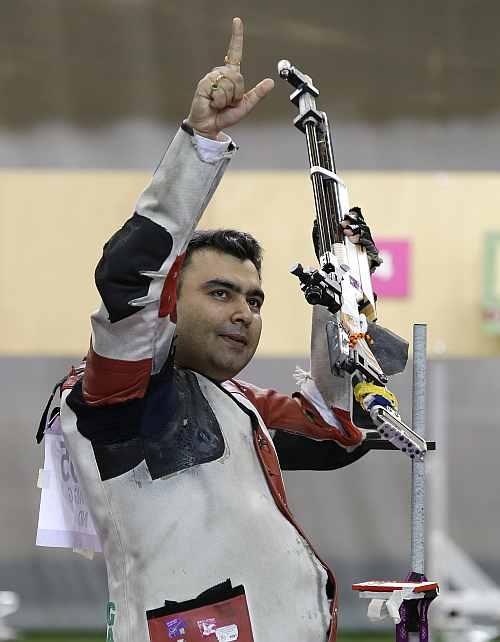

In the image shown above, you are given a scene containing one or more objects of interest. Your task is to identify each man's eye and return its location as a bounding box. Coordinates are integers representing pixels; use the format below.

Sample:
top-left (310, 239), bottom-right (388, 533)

top-left (248, 298), bottom-right (262, 310)
top-left (211, 289), bottom-right (228, 299)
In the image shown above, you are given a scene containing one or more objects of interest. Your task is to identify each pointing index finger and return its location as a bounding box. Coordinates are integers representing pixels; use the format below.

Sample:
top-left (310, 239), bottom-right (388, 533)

top-left (225, 17), bottom-right (243, 68)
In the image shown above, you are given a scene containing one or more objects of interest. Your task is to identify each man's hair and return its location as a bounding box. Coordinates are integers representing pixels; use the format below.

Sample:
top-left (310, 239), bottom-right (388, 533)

top-left (182, 229), bottom-right (263, 278)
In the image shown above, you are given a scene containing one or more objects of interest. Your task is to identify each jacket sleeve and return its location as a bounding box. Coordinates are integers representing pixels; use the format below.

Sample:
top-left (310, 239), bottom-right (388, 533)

top-left (232, 379), bottom-right (369, 470)
top-left (83, 129), bottom-right (235, 406)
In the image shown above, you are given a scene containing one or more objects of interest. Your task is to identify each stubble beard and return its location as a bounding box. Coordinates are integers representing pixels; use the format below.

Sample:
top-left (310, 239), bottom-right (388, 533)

top-left (176, 329), bottom-right (255, 381)
top-left (200, 333), bottom-right (250, 381)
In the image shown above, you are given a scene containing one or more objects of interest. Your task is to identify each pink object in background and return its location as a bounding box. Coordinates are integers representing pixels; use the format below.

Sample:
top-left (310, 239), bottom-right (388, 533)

top-left (371, 240), bottom-right (411, 298)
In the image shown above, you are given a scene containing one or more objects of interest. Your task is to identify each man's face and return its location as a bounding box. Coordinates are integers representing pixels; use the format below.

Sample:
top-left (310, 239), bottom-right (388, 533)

top-left (175, 248), bottom-right (264, 381)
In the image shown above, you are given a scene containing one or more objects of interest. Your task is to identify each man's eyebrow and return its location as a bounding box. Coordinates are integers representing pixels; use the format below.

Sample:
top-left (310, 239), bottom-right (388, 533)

top-left (203, 279), bottom-right (265, 302)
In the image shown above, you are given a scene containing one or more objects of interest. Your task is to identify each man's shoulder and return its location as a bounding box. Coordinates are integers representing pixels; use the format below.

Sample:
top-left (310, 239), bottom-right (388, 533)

top-left (224, 378), bottom-right (286, 420)
top-left (225, 378), bottom-right (273, 399)
top-left (61, 362), bottom-right (86, 392)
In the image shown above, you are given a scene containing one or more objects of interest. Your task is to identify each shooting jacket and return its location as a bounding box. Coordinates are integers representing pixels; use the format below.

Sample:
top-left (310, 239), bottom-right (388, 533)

top-left (60, 128), bottom-right (365, 642)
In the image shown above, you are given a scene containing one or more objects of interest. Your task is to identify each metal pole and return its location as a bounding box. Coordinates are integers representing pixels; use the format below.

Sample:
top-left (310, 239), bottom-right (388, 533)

top-left (411, 323), bottom-right (427, 573)
top-left (409, 324), bottom-right (427, 641)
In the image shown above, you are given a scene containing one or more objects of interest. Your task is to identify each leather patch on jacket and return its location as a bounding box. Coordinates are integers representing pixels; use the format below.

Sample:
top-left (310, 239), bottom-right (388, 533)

top-left (143, 369), bottom-right (225, 480)
top-left (67, 367), bottom-right (225, 482)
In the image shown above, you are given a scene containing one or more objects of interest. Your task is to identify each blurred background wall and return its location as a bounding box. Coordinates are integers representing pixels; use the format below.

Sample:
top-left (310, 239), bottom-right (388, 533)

top-left (1, 0), bottom-right (499, 634)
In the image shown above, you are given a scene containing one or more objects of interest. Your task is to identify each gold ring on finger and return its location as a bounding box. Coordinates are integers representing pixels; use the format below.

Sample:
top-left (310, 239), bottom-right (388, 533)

top-left (209, 73), bottom-right (226, 97)
top-left (224, 54), bottom-right (240, 67)
top-left (209, 83), bottom-right (220, 98)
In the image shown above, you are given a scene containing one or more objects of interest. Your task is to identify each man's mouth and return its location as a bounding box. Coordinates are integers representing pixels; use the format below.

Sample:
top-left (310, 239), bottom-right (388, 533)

top-left (219, 333), bottom-right (248, 346)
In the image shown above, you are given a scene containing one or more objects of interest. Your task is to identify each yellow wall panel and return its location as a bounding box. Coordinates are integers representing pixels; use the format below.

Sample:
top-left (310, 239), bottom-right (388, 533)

top-left (1, 169), bottom-right (499, 357)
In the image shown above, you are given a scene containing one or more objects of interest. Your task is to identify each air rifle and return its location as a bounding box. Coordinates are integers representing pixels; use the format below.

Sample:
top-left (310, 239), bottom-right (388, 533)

top-left (278, 60), bottom-right (427, 460)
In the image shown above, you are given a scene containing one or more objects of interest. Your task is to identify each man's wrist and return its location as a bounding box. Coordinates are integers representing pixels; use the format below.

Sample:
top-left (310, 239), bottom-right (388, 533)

top-left (181, 120), bottom-right (234, 163)
top-left (182, 119), bottom-right (222, 141)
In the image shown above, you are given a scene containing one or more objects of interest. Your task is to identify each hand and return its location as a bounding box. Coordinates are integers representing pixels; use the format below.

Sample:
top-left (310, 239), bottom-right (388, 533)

top-left (185, 17), bottom-right (274, 140)
top-left (342, 207), bottom-right (383, 273)
top-left (311, 207), bottom-right (383, 273)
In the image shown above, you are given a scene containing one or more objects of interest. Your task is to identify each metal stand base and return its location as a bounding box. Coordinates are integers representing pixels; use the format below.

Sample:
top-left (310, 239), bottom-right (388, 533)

top-left (352, 575), bottom-right (438, 642)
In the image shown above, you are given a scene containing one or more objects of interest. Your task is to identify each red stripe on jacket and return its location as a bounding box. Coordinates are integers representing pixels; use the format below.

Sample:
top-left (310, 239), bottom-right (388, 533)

top-left (83, 346), bottom-right (152, 405)
top-left (231, 379), bottom-right (363, 448)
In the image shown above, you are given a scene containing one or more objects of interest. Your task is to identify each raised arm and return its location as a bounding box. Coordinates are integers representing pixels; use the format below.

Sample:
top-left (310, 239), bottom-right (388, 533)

top-left (83, 18), bottom-right (274, 406)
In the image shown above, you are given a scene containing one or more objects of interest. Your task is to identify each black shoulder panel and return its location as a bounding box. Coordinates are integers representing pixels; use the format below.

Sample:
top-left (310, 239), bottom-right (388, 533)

top-left (66, 367), bottom-right (225, 482)
top-left (95, 213), bottom-right (173, 323)
top-left (143, 369), bottom-right (225, 480)
top-left (66, 379), bottom-right (144, 443)
top-left (66, 380), bottom-right (146, 480)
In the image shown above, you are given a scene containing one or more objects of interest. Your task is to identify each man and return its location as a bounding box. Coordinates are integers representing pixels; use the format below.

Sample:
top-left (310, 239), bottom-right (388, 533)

top-left (60, 18), bottom-right (375, 642)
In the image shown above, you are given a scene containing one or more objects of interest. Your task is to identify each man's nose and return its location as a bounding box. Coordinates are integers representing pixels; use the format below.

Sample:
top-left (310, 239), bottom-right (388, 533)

top-left (231, 297), bottom-right (253, 326)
